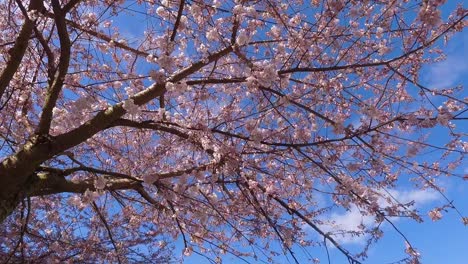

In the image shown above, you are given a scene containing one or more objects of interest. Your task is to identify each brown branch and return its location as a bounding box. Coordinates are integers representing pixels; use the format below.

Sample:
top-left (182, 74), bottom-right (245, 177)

top-left (166, 199), bottom-right (188, 249)
top-left (92, 202), bottom-right (122, 264)
top-left (32, 26), bottom-right (56, 78)
top-left (62, 0), bottom-right (81, 13)
top-left (111, 118), bottom-right (355, 148)
top-left (40, 161), bottom-right (141, 183)
top-left (170, 0), bottom-right (185, 42)
top-left (387, 64), bottom-right (468, 105)
top-left (241, 181), bottom-right (300, 263)
top-left (0, 0), bottom-right (44, 100)
top-left (168, 45), bottom-right (233, 83)
top-left (134, 186), bottom-right (167, 211)
top-left (34, 162), bottom-right (213, 195)
top-left (230, 16), bottom-right (239, 45)
top-left (233, 48), bottom-right (337, 126)
top-left (109, 119), bottom-right (216, 155)
top-left (110, 119), bottom-right (189, 140)
top-left (28, 170), bottom-right (140, 197)
top-left (37, 0), bottom-right (72, 134)
top-left (278, 61), bottom-right (389, 75)
top-left (153, 163), bottom-right (213, 181)
top-left (186, 78), bottom-right (245, 85)
top-left (41, 10), bottom-right (150, 57)
top-left (4, 198), bottom-right (31, 263)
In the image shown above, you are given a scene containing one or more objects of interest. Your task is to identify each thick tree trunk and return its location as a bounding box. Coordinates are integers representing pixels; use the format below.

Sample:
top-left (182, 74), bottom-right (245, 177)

top-left (0, 168), bottom-right (37, 222)
top-left (0, 0), bottom-right (47, 222)
top-left (0, 108), bottom-right (127, 222)
top-left (0, 193), bottom-right (21, 223)
top-left (0, 138), bottom-right (53, 222)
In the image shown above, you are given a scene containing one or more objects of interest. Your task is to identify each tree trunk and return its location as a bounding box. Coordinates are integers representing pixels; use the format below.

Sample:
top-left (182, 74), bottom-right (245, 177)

top-left (0, 139), bottom-right (53, 222)
top-left (0, 193), bottom-right (21, 223)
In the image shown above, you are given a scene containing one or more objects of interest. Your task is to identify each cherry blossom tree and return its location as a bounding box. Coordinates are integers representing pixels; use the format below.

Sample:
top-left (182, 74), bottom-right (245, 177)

top-left (0, 0), bottom-right (466, 263)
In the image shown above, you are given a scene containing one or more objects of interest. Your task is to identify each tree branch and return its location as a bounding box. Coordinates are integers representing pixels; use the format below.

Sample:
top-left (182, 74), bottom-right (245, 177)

top-left (33, 162), bottom-right (214, 196)
top-left (32, 26), bottom-right (56, 78)
top-left (0, 0), bottom-right (44, 100)
top-left (62, 0), bottom-right (81, 14)
top-left (92, 202), bottom-right (122, 264)
top-left (170, 0), bottom-right (185, 42)
top-left (37, 0), bottom-right (73, 135)
top-left (110, 119), bottom-right (189, 140)
top-left (28, 171), bottom-right (140, 197)
top-left (134, 186), bottom-right (167, 211)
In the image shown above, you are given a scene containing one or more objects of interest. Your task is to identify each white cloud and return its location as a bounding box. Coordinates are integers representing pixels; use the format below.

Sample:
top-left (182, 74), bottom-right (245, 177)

top-left (326, 205), bottom-right (374, 245)
top-left (308, 188), bottom-right (439, 245)
top-left (388, 189), bottom-right (439, 206)
top-left (424, 31), bottom-right (468, 89)
top-left (426, 57), bottom-right (468, 89)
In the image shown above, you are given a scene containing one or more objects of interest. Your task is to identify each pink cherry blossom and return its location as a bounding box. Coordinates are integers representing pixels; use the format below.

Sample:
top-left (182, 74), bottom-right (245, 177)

top-left (0, 1), bottom-right (466, 263)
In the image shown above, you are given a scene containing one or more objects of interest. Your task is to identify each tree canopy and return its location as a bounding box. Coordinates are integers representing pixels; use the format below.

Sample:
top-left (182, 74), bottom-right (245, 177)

top-left (0, 0), bottom-right (466, 263)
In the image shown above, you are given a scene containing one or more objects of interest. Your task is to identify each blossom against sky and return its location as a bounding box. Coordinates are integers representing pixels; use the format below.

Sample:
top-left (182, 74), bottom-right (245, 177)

top-left (178, 17), bottom-right (468, 264)
top-left (1, 0), bottom-right (466, 263)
